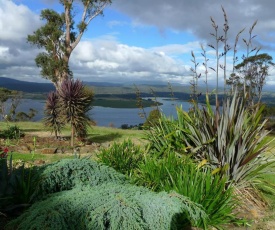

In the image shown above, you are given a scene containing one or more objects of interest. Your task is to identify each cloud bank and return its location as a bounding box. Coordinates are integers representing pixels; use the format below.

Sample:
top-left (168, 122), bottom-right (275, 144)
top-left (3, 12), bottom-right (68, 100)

top-left (0, 0), bottom-right (274, 86)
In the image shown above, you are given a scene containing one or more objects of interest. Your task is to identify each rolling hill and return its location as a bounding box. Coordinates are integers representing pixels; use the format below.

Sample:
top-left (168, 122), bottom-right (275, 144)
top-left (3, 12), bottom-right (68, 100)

top-left (0, 77), bottom-right (123, 93)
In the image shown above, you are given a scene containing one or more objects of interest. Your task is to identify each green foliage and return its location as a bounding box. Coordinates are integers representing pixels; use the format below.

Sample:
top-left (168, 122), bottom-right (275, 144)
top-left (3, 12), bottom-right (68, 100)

top-left (143, 109), bottom-right (161, 129)
top-left (0, 87), bottom-right (36, 122)
top-left (0, 151), bottom-right (38, 214)
top-left (133, 152), bottom-right (238, 228)
top-left (265, 120), bottom-right (275, 134)
top-left (6, 183), bottom-right (206, 230)
top-left (27, 1), bottom-right (111, 85)
top-left (145, 108), bottom-right (191, 157)
top-left (232, 53), bottom-right (275, 105)
top-left (27, 9), bottom-right (72, 83)
top-left (185, 93), bottom-right (274, 188)
top-left (0, 125), bottom-right (24, 139)
top-left (0, 148), bottom-right (10, 198)
top-left (32, 158), bottom-right (128, 200)
top-left (14, 108), bottom-right (38, 122)
top-left (133, 152), bottom-right (185, 191)
top-left (0, 87), bottom-right (13, 103)
top-left (7, 158), bottom-right (207, 229)
top-left (263, 106), bottom-right (275, 118)
top-left (165, 164), bottom-right (237, 228)
top-left (97, 139), bottom-right (143, 176)
top-left (0, 88), bottom-right (22, 121)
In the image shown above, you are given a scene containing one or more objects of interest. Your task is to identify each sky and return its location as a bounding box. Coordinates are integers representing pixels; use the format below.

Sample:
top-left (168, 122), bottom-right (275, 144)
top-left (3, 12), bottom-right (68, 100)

top-left (0, 0), bottom-right (275, 87)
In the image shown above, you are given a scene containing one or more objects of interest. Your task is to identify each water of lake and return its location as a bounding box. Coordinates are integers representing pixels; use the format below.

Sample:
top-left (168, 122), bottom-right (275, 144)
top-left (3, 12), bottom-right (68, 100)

top-left (13, 98), bottom-right (193, 128)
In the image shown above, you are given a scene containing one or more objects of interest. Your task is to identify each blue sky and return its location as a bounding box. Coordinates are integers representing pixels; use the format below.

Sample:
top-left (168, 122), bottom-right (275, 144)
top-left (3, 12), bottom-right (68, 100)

top-left (0, 0), bottom-right (275, 87)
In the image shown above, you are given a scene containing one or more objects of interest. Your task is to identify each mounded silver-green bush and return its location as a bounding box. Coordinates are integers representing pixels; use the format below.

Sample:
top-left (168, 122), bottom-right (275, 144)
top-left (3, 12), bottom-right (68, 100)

top-left (7, 183), bottom-right (206, 230)
top-left (32, 159), bottom-right (128, 200)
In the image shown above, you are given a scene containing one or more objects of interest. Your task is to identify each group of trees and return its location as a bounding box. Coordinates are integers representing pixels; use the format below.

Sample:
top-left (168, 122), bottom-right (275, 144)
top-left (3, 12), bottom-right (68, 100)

top-left (27, 0), bottom-right (111, 146)
top-left (228, 53), bottom-right (274, 106)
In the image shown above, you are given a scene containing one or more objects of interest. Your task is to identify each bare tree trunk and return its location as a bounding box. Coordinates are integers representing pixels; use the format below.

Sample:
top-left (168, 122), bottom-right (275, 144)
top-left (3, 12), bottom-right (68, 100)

top-left (71, 123), bottom-right (75, 148)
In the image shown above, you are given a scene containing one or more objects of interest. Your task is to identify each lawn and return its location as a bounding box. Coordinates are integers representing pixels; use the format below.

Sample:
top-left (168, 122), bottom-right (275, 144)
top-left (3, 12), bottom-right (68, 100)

top-left (0, 121), bottom-right (147, 163)
top-left (0, 121), bottom-right (146, 139)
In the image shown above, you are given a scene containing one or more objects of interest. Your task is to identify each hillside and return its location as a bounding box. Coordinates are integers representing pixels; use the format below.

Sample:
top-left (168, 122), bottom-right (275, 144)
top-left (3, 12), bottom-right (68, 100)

top-left (0, 77), bottom-right (123, 93)
top-left (0, 77), bottom-right (192, 100)
top-left (1, 77), bottom-right (275, 106)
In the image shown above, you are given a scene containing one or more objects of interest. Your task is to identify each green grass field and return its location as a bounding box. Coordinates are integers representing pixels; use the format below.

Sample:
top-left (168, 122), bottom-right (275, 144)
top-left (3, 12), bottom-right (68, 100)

top-left (0, 121), bottom-right (145, 139)
top-left (0, 121), bottom-right (147, 162)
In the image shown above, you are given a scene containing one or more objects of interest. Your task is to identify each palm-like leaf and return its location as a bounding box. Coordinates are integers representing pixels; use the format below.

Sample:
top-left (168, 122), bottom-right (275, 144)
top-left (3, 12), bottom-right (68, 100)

top-left (57, 79), bottom-right (93, 146)
top-left (44, 91), bottom-right (64, 138)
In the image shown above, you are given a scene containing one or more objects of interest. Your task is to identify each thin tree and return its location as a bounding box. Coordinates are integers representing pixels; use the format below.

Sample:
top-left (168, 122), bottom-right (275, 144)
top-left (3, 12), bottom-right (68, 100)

top-left (57, 79), bottom-right (93, 147)
top-left (27, 0), bottom-right (111, 88)
top-left (234, 53), bottom-right (274, 105)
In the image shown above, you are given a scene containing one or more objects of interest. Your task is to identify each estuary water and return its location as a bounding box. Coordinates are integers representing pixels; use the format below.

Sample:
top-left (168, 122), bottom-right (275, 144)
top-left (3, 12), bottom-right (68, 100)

top-left (14, 98), bottom-right (192, 128)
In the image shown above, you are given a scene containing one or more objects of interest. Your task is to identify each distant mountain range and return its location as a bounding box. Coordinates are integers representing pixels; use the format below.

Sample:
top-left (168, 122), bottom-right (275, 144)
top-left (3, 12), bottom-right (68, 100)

top-left (0, 77), bottom-right (123, 93)
top-left (1, 77), bottom-right (274, 106)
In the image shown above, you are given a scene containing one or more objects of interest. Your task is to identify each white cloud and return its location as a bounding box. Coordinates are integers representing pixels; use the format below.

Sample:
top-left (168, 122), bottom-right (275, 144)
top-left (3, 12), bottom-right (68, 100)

top-left (150, 42), bottom-right (201, 57)
top-left (0, 0), bottom-right (41, 42)
top-left (1, 0), bottom-right (196, 85)
top-left (70, 38), bottom-right (190, 84)
top-left (1, 0), bottom-right (275, 87)
top-left (0, 0), bottom-right (43, 82)
top-left (107, 20), bottom-right (128, 28)
top-left (112, 0), bottom-right (275, 51)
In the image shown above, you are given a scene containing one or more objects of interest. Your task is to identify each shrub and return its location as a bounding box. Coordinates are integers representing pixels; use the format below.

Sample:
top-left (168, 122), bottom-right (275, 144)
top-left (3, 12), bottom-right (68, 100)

top-left (0, 150), bottom-right (38, 215)
top-left (133, 151), bottom-right (185, 191)
top-left (32, 158), bottom-right (128, 200)
top-left (144, 108), bottom-right (191, 158)
top-left (143, 109), bottom-right (161, 129)
top-left (165, 163), bottom-right (238, 228)
top-left (97, 139), bottom-right (144, 176)
top-left (185, 93), bottom-right (275, 188)
top-left (121, 124), bottom-right (129, 129)
top-left (0, 125), bottom-right (24, 139)
top-left (134, 152), bottom-right (240, 228)
top-left (6, 183), bottom-right (206, 230)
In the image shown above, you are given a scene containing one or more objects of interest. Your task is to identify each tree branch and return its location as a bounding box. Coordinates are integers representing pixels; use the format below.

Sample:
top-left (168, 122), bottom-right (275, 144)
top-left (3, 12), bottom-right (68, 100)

top-left (71, 1), bottom-right (110, 50)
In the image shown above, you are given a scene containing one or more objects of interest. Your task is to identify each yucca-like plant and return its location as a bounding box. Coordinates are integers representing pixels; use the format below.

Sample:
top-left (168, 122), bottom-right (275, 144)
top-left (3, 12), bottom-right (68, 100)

top-left (145, 108), bottom-right (191, 158)
top-left (185, 92), bottom-right (275, 188)
top-left (57, 79), bottom-right (93, 147)
top-left (44, 91), bottom-right (64, 139)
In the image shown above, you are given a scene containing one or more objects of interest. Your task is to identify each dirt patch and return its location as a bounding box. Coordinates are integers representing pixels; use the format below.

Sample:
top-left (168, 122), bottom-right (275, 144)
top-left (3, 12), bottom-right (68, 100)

top-left (1, 132), bottom-right (104, 156)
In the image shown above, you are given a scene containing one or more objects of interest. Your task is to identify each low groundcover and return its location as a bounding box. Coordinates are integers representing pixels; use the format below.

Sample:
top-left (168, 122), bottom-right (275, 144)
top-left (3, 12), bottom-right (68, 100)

top-left (5, 159), bottom-right (206, 230)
